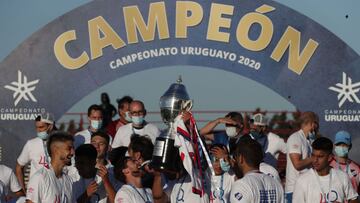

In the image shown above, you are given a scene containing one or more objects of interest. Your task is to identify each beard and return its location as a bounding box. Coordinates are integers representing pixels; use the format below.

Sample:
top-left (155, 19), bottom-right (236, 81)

top-left (232, 164), bottom-right (244, 179)
top-left (60, 154), bottom-right (73, 165)
top-left (131, 170), bottom-right (142, 177)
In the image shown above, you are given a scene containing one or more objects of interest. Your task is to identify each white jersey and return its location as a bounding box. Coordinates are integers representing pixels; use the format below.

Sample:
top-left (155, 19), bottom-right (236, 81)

top-left (115, 184), bottom-right (153, 203)
top-left (285, 129), bottom-right (311, 193)
top-left (26, 167), bottom-right (73, 203)
top-left (230, 171), bottom-right (284, 203)
top-left (210, 173), bottom-right (235, 203)
top-left (293, 168), bottom-right (358, 203)
top-left (170, 175), bottom-right (209, 203)
top-left (17, 137), bottom-right (50, 179)
top-left (112, 123), bottom-right (160, 148)
top-left (260, 162), bottom-right (281, 184)
top-left (263, 132), bottom-right (287, 167)
top-left (0, 165), bottom-right (22, 195)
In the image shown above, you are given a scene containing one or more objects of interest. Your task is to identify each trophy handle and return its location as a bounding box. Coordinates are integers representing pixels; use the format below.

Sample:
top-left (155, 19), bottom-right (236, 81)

top-left (182, 100), bottom-right (193, 111)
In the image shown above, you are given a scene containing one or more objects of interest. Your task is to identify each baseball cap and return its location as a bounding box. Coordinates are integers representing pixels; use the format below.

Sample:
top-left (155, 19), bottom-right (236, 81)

top-left (38, 112), bottom-right (55, 124)
top-left (250, 113), bottom-right (267, 126)
top-left (334, 131), bottom-right (351, 145)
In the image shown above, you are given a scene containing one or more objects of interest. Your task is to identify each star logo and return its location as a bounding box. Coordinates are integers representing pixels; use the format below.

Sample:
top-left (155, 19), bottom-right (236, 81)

top-left (329, 72), bottom-right (360, 108)
top-left (4, 70), bottom-right (39, 106)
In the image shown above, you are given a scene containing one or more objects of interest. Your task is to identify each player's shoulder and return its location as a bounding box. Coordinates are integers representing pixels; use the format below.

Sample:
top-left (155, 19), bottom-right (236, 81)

top-left (144, 122), bottom-right (159, 130)
top-left (332, 168), bottom-right (350, 179)
top-left (349, 159), bottom-right (360, 169)
top-left (117, 123), bottom-right (132, 132)
top-left (297, 169), bottom-right (313, 181)
top-left (267, 132), bottom-right (282, 140)
top-left (74, 129), bottom-right (88, 136)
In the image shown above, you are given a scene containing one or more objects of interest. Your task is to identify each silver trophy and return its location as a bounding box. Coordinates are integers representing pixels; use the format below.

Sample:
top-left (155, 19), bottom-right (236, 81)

top-left (151, 76), bottom-right (192, 171)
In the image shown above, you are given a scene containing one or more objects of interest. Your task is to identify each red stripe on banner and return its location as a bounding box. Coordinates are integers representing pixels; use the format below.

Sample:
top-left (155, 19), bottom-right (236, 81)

top-left (177, 127), bottom-right (191, 141)
top-left (192, 187), bottom-right (203, 197)
top-left (180, 152), bottom-right (185, 161)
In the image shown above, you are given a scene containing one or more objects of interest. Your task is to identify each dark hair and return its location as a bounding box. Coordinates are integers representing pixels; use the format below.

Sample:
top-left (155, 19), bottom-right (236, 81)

top-left (91, 131), bottom-right (110, 144)
top-left (210, 143), bottom-right (228, 152)
top-left (109, 147), bottom-right (128, 165)
top-left (114, 156), bottom-right (131, 182)
top-left (75, 144), bottom-right (97, 160)
top-left (233, 137), bottom-right (263, 168)
top-left (226, 112), bottom-right (243, 122)
top-left (47, 132), bottom-right (74, 156)
top-left (87, 104), bottom-right (103, 117)
top-left (129, 135), bottom-right (154, 161)
top-left (312, 137), bottom-right (333, 154)
top-left (117, 96), bottom-right (133, 109)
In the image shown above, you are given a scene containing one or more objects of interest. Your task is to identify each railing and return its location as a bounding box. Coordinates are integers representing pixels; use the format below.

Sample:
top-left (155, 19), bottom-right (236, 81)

top-left (57, 110), bottom-right (301, 138)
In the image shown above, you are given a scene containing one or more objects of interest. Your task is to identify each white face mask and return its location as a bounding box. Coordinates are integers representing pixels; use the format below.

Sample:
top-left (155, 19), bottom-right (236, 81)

top-left (226, 126), bottom-right (238, 137)
top-left (90, 120), bottom-right (102, 130)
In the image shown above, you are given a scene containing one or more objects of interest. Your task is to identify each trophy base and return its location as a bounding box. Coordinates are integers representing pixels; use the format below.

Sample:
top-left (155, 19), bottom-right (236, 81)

top-left (151, 136), bottom-right (176, 172)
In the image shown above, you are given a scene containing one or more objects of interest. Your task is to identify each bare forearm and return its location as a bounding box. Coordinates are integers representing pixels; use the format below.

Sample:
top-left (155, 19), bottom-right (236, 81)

top-left (293, 157), bottom-right (312, 171)
top-left (152, 174), bottom-right (166, 203)
top-left (200, 119), bottom-right (220, 136)
top-left (103, 180), bottom-right (115, 203)
top-left (15, 165), bottom-right (25, 191)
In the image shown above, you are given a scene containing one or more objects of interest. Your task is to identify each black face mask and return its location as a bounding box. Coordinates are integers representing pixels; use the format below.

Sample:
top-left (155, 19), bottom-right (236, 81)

top-left (232, 162), bottom-right (244, 179)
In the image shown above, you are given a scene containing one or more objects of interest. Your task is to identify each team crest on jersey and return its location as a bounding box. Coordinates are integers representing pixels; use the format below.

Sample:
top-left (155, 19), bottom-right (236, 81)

top-left (235, 192), bottom-right (243, 200)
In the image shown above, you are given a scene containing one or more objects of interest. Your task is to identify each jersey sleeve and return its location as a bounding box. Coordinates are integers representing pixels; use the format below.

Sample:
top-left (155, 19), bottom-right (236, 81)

top-left (17, 141), bottom-right (31, 166)
top-left (26, 172), bottom-right (43, 202)
top-left (9, 169), bottom-right (22, 193)
top-left (343, 173), bottom-right (359, 200)
top-left (287, 135), bottom-right (302, 154)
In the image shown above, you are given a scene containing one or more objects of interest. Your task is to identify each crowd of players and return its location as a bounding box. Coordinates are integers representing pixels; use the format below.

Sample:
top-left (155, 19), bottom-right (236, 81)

top-left (0, 95), bottom-right (359, 203)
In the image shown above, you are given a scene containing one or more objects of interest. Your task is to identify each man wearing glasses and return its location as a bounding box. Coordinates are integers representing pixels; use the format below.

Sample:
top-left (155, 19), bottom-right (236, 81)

top-left (111, 100), bottom-right (160, 148)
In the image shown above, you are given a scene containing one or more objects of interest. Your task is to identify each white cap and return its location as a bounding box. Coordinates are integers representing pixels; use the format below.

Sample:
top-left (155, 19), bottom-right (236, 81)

top-left (250, 113), bottom-right (267, 126)
top-left (38, 112), bottom-right (55, 124)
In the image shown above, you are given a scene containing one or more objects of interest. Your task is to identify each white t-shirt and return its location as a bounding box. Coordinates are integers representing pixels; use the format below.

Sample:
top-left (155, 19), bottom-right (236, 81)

top-left (293, 168), bottom-right (358, 203)
top-left (285, 129), bottom-right (311, 193)
top-left (260, 162), bottom-right (281, 184)
top-left (230, 171), bottom-right (284, 203)
top-left (112, 123), bottom-right (160, 148)
top-left (17, 137), bottom-right (50, 179)
top-left (114, 184), bottom-right (153, 203)
top-left (26, 167), bottom-right (73, 203)
top-left (170, 175), bottom-right (209, 203)
top-left (210, 173), bottom-right (235, 203)
top-left (0, 165), bottom-right (22, 195)
top-left (263, 132), bottom-right (287, 167)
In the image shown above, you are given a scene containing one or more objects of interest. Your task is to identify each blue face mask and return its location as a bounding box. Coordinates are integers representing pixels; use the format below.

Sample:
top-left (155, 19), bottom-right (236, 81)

top-left (220, 158), bottom-right (231, 172)
top-left (91, 120), bottom-right (102, 130)
top-left (37, 131), bottom-right (49, 140)
top-left (334, 146), bottom-right (349, 157)
top-left (125, 111), bottom-right (132, 122)
top-left (308, 131), bottom-right (316, 141)
top-left (132, 116), bottom-right (144, 125)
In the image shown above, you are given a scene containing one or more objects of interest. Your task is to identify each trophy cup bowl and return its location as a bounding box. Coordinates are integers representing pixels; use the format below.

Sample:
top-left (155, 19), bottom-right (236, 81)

top-left (151, 76), bottom-right (191, 171)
